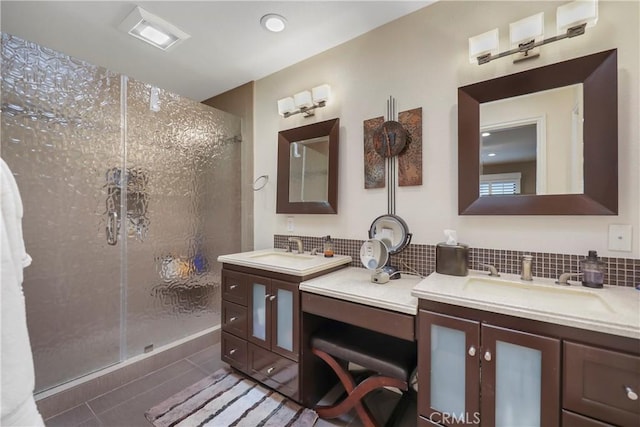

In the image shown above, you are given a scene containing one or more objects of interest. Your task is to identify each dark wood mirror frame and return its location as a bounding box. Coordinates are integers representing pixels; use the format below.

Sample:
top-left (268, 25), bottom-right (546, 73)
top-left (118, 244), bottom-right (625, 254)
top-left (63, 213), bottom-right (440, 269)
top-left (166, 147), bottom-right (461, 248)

top-left (458, 49), bottom-right (617, 215)
top-left (277, 118), bottom-right (339, 214)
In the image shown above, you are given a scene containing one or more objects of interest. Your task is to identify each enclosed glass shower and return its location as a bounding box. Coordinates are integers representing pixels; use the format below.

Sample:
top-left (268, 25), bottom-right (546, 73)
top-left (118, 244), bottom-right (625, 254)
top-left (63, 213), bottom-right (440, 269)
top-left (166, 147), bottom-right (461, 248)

top-left (1, 34), bottom-right (244, 392)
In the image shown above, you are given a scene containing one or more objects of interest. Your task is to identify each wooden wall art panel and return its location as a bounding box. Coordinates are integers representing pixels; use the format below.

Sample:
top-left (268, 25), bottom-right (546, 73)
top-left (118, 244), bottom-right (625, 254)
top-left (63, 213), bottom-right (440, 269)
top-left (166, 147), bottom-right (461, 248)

top-left (398, 107), bottom-right (422, 187)
top-left (363, 116), bottom-right (385, 189)
top-left (363, 108), bottom-right (422, 189)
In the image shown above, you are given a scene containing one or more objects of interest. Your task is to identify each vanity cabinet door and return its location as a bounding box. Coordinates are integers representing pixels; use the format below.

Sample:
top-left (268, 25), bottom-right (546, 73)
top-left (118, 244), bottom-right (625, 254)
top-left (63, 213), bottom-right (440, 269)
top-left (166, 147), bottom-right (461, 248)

top-left (418, 310), bottom-right (480, 426)
top-left (270, 280), bottom-right (299, 361)
top-left (480, 324), bottom-right (560, 427)
top-left (248, 275), bottom-right (272, 349)
top-left (247, 275), bottom-right (299, 361)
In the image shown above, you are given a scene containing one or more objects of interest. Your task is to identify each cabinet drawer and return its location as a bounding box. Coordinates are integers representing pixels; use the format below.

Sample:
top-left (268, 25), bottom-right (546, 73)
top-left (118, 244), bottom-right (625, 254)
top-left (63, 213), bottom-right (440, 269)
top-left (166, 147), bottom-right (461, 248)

top-left (562, 410), bottom-right (613, 427)
top-left (222, 301), bottom-right (247, 339)
top-left (222, 270), bottom-right (247, 306)
top-left (564, 341), bottom-right (640, 427)
top-left (248, 343), bottom-right (299, 401)
top-left (221, 332), bottom-right (247, 370)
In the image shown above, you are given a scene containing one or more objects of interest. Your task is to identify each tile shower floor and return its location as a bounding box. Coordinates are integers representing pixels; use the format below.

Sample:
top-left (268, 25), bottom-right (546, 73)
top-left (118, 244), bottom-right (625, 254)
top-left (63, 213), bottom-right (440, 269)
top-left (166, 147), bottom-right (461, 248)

top-left (44, 344), bottom-right (416, 427)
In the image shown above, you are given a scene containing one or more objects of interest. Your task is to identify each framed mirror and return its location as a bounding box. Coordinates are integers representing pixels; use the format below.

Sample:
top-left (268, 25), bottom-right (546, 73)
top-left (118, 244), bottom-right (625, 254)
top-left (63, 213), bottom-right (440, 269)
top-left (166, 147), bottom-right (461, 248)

top-left (277, 118), bottom-right (339, 214)
top-left (458, 49), bottom-right (617, 215)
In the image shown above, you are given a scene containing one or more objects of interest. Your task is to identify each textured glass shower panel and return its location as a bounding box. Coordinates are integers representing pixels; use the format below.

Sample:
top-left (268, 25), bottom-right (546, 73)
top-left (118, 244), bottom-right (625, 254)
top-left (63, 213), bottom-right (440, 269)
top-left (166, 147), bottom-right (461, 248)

top-left (124, 79), bottom-right (242, 356)
top-left (1, 33), bottom-right (122, 391)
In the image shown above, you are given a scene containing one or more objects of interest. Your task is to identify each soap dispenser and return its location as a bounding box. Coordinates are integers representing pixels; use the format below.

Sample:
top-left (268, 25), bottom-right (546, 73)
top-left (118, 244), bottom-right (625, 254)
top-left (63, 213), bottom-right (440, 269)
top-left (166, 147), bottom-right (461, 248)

top-left (581, 250), bottom-right (604, 288)
top-left (323, 235), bottom-right (334, 258)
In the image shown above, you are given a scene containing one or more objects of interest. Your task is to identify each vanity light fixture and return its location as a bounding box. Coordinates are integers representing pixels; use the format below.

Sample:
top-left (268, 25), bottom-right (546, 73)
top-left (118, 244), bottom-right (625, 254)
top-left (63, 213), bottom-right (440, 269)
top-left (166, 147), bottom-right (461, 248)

top-left (277, 84), bottom-right (331, 118)
top-left (118, 6), bottom-right (190, 51)
top-left (469, 0), bottom-right (598, 65)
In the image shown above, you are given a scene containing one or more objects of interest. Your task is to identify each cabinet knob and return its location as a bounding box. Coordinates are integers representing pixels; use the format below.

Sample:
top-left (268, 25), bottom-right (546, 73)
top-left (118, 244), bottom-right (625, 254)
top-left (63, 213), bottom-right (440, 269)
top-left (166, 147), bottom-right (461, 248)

top-left (484, 351), bottom-right (492, 362)
top-left (267, 367), bottom-right (275, 374)
top-left (229, 348), bottom-right (237, 355)
top-left (468, 346), bottom-right (476, 357)
top-left (229, 316), bottom-right (237, 322)
top-left (625, 386), bottom-right (638, 401)
top-left (229, 284), bottom-right (237, 290)
top-left (269, 295), bottom-right (276, 301)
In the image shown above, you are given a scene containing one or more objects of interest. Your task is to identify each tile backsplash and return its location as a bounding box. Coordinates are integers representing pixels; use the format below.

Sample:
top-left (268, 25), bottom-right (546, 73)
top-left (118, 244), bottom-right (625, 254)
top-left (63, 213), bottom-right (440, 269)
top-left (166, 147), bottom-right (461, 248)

top-left (274, 235), bottom-right (639, 287)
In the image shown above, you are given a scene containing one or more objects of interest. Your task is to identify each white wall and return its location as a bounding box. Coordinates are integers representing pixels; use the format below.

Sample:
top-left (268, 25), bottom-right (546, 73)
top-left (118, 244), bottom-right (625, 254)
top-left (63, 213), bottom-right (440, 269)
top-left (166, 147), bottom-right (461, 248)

top-left (253, 0), bottom-right (639, 258)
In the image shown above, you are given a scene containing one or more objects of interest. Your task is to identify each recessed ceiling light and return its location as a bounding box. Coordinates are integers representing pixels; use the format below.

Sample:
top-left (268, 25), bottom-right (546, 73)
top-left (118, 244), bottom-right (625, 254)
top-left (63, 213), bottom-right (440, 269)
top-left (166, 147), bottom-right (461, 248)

top-left (138, 25), bottom-right (173, 46)
top-left (482, 132), bottom-right (491, 137)
top-left (118, 6), bottom-right (190, 51)
top-left (260, 14), bottom-right (287, 32)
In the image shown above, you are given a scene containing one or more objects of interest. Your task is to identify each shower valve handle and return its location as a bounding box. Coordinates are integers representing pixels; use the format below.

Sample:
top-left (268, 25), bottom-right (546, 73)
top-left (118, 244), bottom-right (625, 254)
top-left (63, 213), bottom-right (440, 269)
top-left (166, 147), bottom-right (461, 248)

top-left (106, 211), bottom-right (118, 246)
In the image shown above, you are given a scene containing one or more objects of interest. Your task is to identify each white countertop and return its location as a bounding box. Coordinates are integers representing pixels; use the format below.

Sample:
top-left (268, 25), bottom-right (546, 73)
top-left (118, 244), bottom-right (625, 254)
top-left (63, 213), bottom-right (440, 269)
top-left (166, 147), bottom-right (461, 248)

top-left (217, 248), bottom-right (352, 277)
top-left (300, 267), bottom-right (421, 315)
top-left (412, 271), bottom-right (640, 339)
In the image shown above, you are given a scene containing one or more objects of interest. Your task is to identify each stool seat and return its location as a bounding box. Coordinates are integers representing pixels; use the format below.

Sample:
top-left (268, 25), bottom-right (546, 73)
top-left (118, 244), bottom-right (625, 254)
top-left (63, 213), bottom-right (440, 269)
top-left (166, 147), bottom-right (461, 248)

top-left (311, 324), bottom-right (417, 426)
top-left (311, 325), bottom-right (416, 381)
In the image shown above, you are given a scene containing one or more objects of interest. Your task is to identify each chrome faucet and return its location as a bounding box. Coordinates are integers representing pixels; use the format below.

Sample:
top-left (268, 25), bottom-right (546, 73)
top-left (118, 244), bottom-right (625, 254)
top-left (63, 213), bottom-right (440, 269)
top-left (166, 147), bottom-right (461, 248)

top-left (479, 263), bottom-right (500, 277)
top-left (288, 237), bottom-right (304, 254)
top-left (521, 255), bottom-right (533, 281)
top-left (556, 272), bottom-right (582, 285)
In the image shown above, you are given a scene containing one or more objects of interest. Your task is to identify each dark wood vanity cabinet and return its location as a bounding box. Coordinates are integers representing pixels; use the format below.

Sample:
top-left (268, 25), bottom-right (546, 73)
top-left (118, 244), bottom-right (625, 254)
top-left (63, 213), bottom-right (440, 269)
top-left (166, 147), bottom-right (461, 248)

top-left (563, 342), bottom-right (640, 426)
top-left (220, 267), bottom-right (301, 401)
top-left (247, 277), bottom-right (300, 361)
top-left (417, 300), bottom-right (640, 427)
top-left (418, 310), bottom-right (560, 426)
top-left (221, 270), bottom-right (249, 368)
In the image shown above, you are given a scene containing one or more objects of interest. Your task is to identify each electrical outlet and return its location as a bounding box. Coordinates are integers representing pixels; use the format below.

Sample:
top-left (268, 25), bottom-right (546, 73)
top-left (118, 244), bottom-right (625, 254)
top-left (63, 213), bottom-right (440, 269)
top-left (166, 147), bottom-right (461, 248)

top-left (286, 216), bottom-right (294, 232)
top-left (608, 224), bottom-right (632, 252)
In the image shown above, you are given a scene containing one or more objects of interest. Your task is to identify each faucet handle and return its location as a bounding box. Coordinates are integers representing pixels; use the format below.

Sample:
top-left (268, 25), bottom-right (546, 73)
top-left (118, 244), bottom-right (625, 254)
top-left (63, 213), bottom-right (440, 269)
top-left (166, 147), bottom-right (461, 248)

top-left (479, 263), bottom-right (500, 277)
top-left (284, 244), bottom-right (292, 253)
top-left (556, 272), bottom-right (582, 285)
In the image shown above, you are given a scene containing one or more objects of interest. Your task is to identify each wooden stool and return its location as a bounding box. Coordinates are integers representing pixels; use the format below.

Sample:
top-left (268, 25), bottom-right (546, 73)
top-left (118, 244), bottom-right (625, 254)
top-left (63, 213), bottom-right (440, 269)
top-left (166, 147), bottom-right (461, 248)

top-left (311, 325), bottom-right (417, 427)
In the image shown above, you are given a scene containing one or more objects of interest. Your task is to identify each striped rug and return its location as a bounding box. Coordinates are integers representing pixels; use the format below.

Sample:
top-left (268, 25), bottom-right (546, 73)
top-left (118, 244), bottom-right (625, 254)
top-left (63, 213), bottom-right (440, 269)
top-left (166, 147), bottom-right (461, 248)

top-left (145, 367), bottom-right (318, 427)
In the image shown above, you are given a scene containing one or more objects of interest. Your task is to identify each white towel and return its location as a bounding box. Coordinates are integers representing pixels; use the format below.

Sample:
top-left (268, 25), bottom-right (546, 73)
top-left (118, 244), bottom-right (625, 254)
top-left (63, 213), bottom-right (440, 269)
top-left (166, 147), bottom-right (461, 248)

top-left (1, 157), bottom-right (44, 426)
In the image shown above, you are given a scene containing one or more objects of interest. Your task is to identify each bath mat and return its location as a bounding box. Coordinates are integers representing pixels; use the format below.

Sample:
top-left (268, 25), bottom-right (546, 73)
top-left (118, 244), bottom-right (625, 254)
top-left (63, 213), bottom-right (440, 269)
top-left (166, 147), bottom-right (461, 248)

top-left (145, 367), bottom-right (317, 427)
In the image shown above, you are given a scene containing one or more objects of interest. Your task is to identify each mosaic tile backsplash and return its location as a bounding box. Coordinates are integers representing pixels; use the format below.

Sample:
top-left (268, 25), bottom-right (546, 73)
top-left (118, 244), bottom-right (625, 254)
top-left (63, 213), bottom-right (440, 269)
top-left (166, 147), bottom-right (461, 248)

top-left (274, 235), bottom-right (639, 287)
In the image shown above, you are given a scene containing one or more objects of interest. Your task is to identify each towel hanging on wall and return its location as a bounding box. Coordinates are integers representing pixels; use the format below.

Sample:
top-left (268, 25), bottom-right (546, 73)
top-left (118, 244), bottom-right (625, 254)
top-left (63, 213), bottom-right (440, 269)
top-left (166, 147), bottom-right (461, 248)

top-left (1, 157), bottom-right (45, 426)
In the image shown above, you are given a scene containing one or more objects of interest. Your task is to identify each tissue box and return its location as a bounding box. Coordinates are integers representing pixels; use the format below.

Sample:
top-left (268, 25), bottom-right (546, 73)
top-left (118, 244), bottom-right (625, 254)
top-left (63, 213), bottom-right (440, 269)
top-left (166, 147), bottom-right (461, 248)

top-left (436, 243), bottom-right (469, 276)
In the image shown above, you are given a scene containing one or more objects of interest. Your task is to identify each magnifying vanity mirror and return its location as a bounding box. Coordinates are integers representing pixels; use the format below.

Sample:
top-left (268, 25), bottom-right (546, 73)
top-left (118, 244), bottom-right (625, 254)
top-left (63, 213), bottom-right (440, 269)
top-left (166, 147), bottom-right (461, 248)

top-left (458, 49), bottom-right (617, 215)
top-left (277, 118), bottom-right (339, 214)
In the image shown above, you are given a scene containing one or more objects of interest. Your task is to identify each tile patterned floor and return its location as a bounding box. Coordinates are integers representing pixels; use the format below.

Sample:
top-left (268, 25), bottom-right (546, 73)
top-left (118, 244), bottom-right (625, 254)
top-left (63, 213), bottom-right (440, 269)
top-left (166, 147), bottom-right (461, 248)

top-left (43, 344), bottom-right (417, 427)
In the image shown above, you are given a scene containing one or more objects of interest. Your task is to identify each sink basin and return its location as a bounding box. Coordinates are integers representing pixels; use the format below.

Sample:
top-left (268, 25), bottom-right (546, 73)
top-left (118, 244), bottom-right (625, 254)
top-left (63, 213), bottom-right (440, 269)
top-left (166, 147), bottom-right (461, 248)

top-left (463, 277), bottom-right (614, 314)
top-left (248, 251), bottom-right (316, 265)
top-left (413, 271), bottom-right (639, 339)
top-left (217, 249), bottom-right (352, 276)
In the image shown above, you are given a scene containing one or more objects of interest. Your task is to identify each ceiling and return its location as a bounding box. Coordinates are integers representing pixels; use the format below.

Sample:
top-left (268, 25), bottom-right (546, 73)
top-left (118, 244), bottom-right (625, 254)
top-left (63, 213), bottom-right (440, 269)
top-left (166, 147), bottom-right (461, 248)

top-left (481, 124), bottom-right (537, 166)
top-left (1, 1), bottom-right (433, 101)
